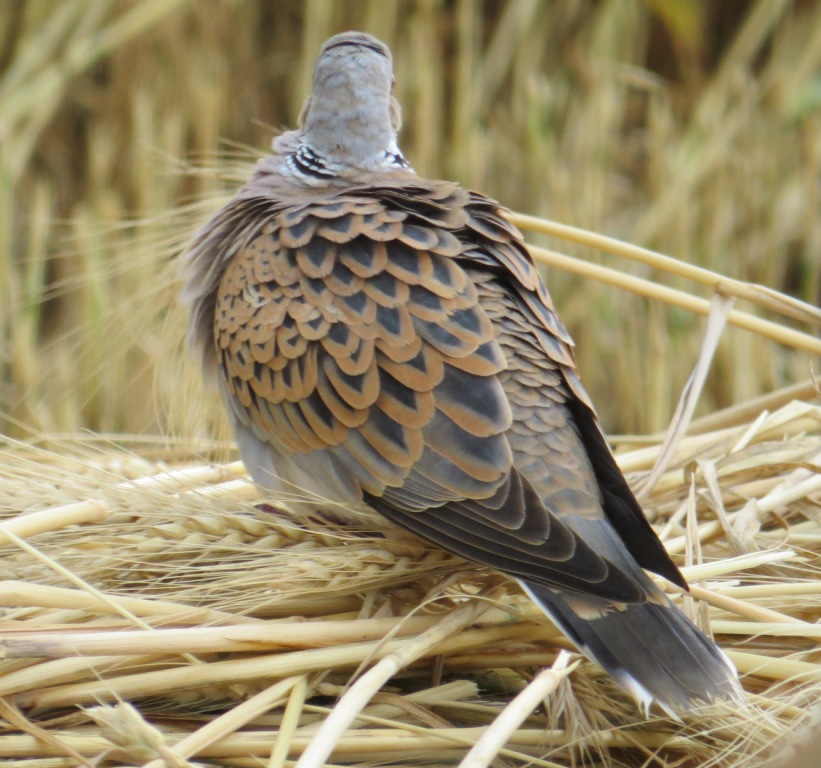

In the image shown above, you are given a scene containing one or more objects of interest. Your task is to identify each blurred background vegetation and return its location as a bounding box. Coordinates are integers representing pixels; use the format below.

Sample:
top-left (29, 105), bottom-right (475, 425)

top-left (1, 0), bottom-right (819, 442)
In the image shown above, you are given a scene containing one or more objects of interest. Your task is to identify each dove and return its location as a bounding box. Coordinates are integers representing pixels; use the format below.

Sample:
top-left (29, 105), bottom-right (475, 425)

top-left (182, 31), bottom-right (741, 715)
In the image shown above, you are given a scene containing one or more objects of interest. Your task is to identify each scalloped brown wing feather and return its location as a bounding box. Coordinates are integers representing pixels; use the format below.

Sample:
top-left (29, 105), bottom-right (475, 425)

top-left (200, 179), bottom-right (685, 605)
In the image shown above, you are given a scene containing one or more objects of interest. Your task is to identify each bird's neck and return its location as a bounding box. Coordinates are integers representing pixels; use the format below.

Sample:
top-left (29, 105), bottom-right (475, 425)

top-left (294, 87), bottom-right (409, 179)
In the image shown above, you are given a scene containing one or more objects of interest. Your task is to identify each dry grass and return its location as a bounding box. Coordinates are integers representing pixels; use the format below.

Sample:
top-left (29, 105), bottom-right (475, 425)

top-left (1, 0), bottom-right (819, 437)
top-left (0, 375), bottom-right (819, 766)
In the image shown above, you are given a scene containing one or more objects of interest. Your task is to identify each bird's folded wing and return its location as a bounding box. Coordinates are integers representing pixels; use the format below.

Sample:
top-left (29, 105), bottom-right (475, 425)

top-left (208, 186), bottom-right (665, 603)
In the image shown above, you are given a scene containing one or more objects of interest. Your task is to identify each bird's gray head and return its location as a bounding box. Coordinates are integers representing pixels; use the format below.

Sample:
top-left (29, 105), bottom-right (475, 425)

top-left (289, 32), bottom-right (409, 180)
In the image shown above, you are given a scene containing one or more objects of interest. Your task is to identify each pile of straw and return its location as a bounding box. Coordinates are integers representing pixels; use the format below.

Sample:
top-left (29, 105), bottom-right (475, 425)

top-left (0, 214), bottom-right (819, 767)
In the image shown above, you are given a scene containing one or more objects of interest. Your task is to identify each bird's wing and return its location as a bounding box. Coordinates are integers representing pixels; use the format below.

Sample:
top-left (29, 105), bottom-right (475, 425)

top-left (208, 181), bottom-right (681, 603)
top-left (455, 192), bottom-right (687, 590)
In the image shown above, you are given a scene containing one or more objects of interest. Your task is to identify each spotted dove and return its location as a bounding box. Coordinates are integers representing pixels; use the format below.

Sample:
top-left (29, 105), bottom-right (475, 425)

top-left (182, 31), bottom-right (740, 714)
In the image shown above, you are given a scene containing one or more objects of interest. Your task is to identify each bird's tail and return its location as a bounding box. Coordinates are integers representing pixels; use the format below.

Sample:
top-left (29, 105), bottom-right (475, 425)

top-left (520, 579), bottom-right (741, 715)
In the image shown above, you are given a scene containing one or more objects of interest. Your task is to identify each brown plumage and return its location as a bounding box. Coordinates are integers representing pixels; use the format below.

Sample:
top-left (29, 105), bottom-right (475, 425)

top-left (182, 31), bottom-right (740, 714)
